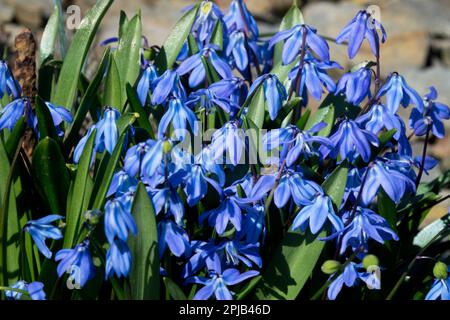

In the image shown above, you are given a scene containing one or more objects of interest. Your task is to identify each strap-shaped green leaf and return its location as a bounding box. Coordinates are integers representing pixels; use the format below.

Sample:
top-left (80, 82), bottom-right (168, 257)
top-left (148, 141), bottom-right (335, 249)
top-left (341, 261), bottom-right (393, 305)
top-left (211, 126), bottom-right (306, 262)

top-left (104, 55), bottom-right (122, 109)
top-left (126, 83), bottom-right (155, 139)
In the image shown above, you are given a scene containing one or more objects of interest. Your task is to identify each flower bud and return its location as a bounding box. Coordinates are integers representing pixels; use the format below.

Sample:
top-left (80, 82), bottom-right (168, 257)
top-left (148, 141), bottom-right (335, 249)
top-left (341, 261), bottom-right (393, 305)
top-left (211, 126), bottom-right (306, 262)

top-left (84, 210), bottom-right (102, 227)
top-left (163, 140), bottom-right (172, 154)
top-left (433, 261), bottom-right (448, 280)
top-left (363, 254), bottom-right (379, 269)
top-left (321, 260), bottom-right (341, 274)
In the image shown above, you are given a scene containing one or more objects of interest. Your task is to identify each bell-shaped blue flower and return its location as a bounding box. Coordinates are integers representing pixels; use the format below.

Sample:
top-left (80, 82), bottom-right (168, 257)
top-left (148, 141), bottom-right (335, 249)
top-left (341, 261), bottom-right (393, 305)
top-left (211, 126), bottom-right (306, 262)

top-left (426, 268), bottom-right (450, 300)
top-left (226, 30), bottom-right (261, 74)
top-left (104, 198), bottom-right (137, 244)
top-left (269, 24), bottom-right (330, 65)
top-left (0, 98), bottom-right (32, 131)
top-left (95, 107), bottom-right (121, 155)
top-left (151, 70), bottom-right (186, 105)
top-left (187, 88), bottom-right (238, 116)
top-left (191, 1), bottom-right (223, 43)
top-left (327, 262), bottom-right (364, 300)
top-left (221, 240), bottom-right (262, 268)
top-left (24, 214), bottom-right (63, 259)
top-left (275, 171), bottom-right (322, 208)
top-left (336, 10), bottom-right (387, 59)
top-left (105, 238), bottom-right (132, 279)
top-left (55, 240), bottom-right (96, 288)
top-left (150, 186), bottom-right (185, 225)
top-left (249, 74), bottom-right (287, 120)
top-left (5, 281), bottom-right (46, 300)
top-left (141, 139), bottom-right (166, 179)
top-left (124, 141), bottom-right (152, 177)
top-left (43, 102), bottom-right (73, 137)
top-left (336, 67), bottom-right (372, 105)
top-left (0, 61), bottom-right (21, 99)
top-left (210, 120), bottom-right (244, 166)
top-left (107, 170), bottom-right (138, 197)
top-left (224, 0), bottom-right (258, 39)
top-left (158, 220), bottom-right (191, 258)
top-left (237, 204), bottom-right (266, 244)
top-left (209, 77), bottom-right (248, 106)
top-left (158, 98), bottom-right (198, 140)
top-left (136, 63), bottom-right (158, 106)
top-left (357, 103), bottom-right (403, 140)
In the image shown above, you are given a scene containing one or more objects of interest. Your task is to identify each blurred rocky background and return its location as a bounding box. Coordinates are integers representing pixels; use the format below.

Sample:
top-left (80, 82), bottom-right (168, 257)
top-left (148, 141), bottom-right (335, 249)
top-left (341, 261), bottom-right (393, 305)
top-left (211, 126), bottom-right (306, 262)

top-left (0, 0), bottom-right (449, 218)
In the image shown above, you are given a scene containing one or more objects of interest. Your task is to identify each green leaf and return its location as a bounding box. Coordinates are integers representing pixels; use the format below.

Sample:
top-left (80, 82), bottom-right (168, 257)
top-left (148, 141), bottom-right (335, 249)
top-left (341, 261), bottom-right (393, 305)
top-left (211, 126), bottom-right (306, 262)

top-left (90, 133), bottom-right (126, 210)
top-left (52, 0), bottom-right (113, 111)
top-left (64, 48), bottom-right (110, 148)
top-left (39, 6), bottom-right (60, 64)
top-left (63, 130), bottom-right (96, 249)
top-left (155, 4), bottom-right (199, 71)
top-left (129, 183), bottom-right (160, 299)
top-left (210, 20), bottom-right (224, 51)
top-left (413, 214), bottom-right (450, 248)
top-left (126, 83), bottom-right (155, 139)
top-left (32, 137), bottom-right (70, 214)
top-left (378, 189), bottom-right (398, 232)
top-left (114, 14), bottom-right (142, 107)
top-left (163, 277), bottom-right (187, 300)
top-left (254, 163), bottom-right (348, 300)
top-left (305, 95), bottom-right (339, 137)
top-left (236, 275), bottom-right (262, 300)
top-left (296, 108), bottom-right (311, 130)
top-left (35, 96), bottom-right (60, 140)
top-left (104, 55), bottom-right (122, 109)
top-left (245, 86), bottom-right (266, 128)
top-left (5, 117), bottom-right (26, 160)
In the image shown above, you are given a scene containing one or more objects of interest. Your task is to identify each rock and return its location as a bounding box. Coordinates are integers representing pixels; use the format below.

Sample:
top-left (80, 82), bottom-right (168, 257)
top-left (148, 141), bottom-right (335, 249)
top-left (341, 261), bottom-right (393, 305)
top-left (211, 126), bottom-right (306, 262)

top-left (431, 38), bottom-right (450, 67)
top-left (0, 2), bottom-right (14, 24)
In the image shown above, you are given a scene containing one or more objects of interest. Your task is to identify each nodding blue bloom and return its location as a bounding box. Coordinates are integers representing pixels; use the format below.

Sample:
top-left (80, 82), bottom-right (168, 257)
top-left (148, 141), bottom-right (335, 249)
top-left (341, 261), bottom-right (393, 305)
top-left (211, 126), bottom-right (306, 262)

top-left (105, 238), bottom-right (132, 279)
top-left (361, 158), bottom-right (416, 205)
top-left (327, 262), bottom-right (364, 300)
top-left (210, 121), bottom-right (244, 166)
top-left (182, 163), bottom-right (223, 207)
top-left (237, 204), bottom-right (266, 244)
top-left (191, 1), bottom-right (223, 43)
top-left (274, 171), bottom-right (322, 208)
top-left (342, 168), bottom-right (362, 207)
top-left (150, 187), bottom-right (185, 225)
top-left (357, 103), bottom-right (403, 140)
top-left (42, 102), bottom-right (73, 137)
top-left (5, 281), bottom-right (46, 300)
top-left (209, 77), bottom-right (248, 106)
top-left (291, 193), bottom-right (344, 235)
top-left (288, 58), bottom-right (339, 101)
top-left (321, 119), bottom-right (379, 163)
top-left (187, 88), bottom-right (238, 116)
top-left (187, 256), bottom-right (259, 300)
top-left (124, 141), bottom-right (152, 177)
top-left (158, 220), bottom-right (191, 258)
top-left (264, 123), bottom-right (332, 166)
top-left (104, 198), bottom-right (137, 244)
top-left (107, 171), bottom-right (137, 197)
top-left (336, 67), bottom-right (372, 105)
top-left (141, 140), bottom-right (166, 179)
top-left (183, 241), bottom-right (217, 278)
top-left (95, 107), bottom-right (121, 155)
top-left (73, 126), bottom-right (95, 164)
top-left (151, 70), bottom-right (186, 105)
top-left (269, 24), bottom-right (330, 65)
top-left (248, 74), bottom-right (287, 120)
top-left (0, 61), bottom-right (21, 99)
top-left (24, 215), bottom-right (63, 259)
top-left (136, 64), bottom-right (158, 106)
top-left (226, 30), bottom-right (260, 73)
top-left (0, 98), bottom-right (33, 131)
top-left (413, 156), bottom-right (439, 175)
top-left (158, 98), bottom-right (198, 140)
top-left (224, 0), bottom-right (259, 39)
top-left (426, 268), bottom-right (450, 300)
top-left (55, 240), bottom-right (95, 288)
top-left (177, 45), bottom-right (233, 88)
top-left (336, 10), bottom-right (387, 59)
top-left (409, 87), bottom-right (450, 139)
top-left (376, 73), bottom-right (423, 113)
top-left (326, 207), bottom-right (398, 254)
top-left (221, 240), bottom-right (262, 268)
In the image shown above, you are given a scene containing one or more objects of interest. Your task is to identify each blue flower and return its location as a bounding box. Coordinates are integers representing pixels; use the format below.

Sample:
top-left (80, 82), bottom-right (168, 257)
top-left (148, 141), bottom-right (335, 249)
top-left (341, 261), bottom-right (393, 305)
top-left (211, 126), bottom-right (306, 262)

top-left (248, 74), bottom-right (287, 120)
top-left (336, 10), bottom-right (386, 59)
top-left (269, 24), bottom-right (330, 65)
top-left (376, 73), bottom-right (423, 113)
top-left (183, 241), bottom-right (217, 278)
top-left (288, 58), bottom-right (338, 101)
top-left (426, 274), bottom-right (450, 300)
top-left (327, 262), bottom-right (364, 300)
top-left (105, 238), bottom-right (132, 279)
top-left (158, 220), bottom-right (191, 258)
top-left (0, 61), bottom-right (21, 99)
top-left (361, 159), bottom-right (416, 205)
top-left (141, 139), bottom-right (169, 179)
top-left (187, 256), bottom-right (259, 300)
top-left (237, 204), bottom-right (266, 244)
top-left (336, 67), bottom-right (372, 105)
top-left (136, 64), bottom-right (158, 106)
top-left (342, 168), bottom-right (362, 207)
top-left (409, 87), bottom-right (450, 139)
top-left (95, 107), bottom-right (121, 154)
top-left (221, 240), bottom-right (262, 268)
top-left (55, 240), bottom-right (95, 288)
top-left (158, 98), bottom-right (198, 140)
top-left (150, 187), bottom-right (185, 225)
top-left (321, 119), bottom-right (379, 163)
top-left (210, 121), bottom-right (244, 166)
top-left (182, 163), bottom-right (223, 207)
top-left (0, 98), bottom-right (32, 131)
top-left (124, 141), bottom-right (152, 177)
top-left (327, 207), bottom-right (398, 254)
top-left (43, 102), bottom-right (73, 137)
top-left (226, 30), bottom-right (260, 73)
top-left (209, 77), bottom-right (248, 106)
top-left (274, 171), bottom-right (322, 208)
top-left (151, 70), bottom-right (186, 105)
top-left (177, 45), bottom-right (233, 88)
top-left (191, 1), bottom-right (223, 43)
top-left (187, 88), bottom-right (238, 115)
top-left (357, 103), bottom-right (403, 140)
top-left (104, 197), bottom-right (137, 244)
top-left (5, 281), bottom-right (46, 300)
top-left (291, 193), bottom-right (344, 235)
top-left (24, 214), bottom-right (63, 259)
top-left (224, 0), bottom-right (258, 39)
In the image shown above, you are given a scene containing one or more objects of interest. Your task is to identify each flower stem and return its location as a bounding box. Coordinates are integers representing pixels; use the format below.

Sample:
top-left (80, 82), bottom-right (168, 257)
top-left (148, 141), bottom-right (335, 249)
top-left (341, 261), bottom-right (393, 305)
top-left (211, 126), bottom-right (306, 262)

top-left (0, 286), bottom-right (29, 296)
top-left (415, 124), bottom-right (432, 187)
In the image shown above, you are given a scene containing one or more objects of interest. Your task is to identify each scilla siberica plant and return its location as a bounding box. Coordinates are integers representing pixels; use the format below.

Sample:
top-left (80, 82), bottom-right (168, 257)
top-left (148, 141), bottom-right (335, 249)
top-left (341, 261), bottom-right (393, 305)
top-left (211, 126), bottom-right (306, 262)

top-left (0, 0), bottom-right (449, 301)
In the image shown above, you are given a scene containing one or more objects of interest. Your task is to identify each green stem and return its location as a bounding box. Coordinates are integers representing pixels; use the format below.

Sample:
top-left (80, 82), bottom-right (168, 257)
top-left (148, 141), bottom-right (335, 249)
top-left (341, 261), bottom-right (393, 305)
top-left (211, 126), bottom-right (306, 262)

top-left (0, 286), bottom-right (30, 296)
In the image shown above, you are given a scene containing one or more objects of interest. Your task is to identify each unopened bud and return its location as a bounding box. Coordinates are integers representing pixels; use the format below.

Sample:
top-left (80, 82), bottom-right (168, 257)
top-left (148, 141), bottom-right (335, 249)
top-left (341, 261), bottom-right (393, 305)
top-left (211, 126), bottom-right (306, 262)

top-left (433, 262), bottom-right (448, 280)
top-left (321, 260), bottom-right (341, 274)
top-left (363, 254), bottom-right (379, 269)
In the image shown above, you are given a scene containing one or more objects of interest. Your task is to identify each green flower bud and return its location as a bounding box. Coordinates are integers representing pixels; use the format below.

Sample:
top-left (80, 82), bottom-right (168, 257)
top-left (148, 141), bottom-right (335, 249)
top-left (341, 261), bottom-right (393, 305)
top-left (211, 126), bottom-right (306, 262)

top-left (433, 262), bottom-right (448, 280)
top-left (163, 140), bottom-right (172, 154)
top-left (84, 210), bottom-right (102, 227)
top-left (363, 254), bottom-right (379, 269)
top-left (321, 260), bottom-right (341, 274)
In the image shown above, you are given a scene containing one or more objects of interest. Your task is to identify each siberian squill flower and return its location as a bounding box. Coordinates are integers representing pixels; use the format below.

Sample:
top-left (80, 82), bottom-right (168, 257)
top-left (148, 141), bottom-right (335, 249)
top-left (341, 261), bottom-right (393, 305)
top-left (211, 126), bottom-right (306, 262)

top-left (187, 256), bottom-right (259, 300)
top-left (177, 44), bottom-right (233, 88)
top-left (95, 107), bottom-right (121, 154)
top-left (43, 102), bottom-right (73, 137)
top-left (426, 262), bottom-right (450, 300)
top-left (0, 60), bottom-right (21, 99)
top-left (157, 98), bottom-right (198, 140)
top-left (5, 281), bottom-right (46, 300)
top-left (274, 171), bottom-right (322, 208)
top-left (191, 0), bottom-right (223, 43)
top-left (210, 120), bottom-right (245, 166)
top-left (136, 63), bottom-right (158, 106)
top-left (226, 30), bottom-right (261, 74)
top-left (55, 240), bottom-right (96, 288)
top-left (141, 140), bottom-right (168, 178)
top-left (248, 74), bottom-right (287, 120)
top-left (320, 119), bottom-right (379, 163)
top-left (224, 0), bottom-right (258, 39)
top-left (376, 72), bottom-right (423, 113)
top-left (357, 103), bottom-right (403, 140)
top-left (409, 86), bottom-right (450, 139)
top-left (150, 187), bottom-right (185, 225)
top-left (209, 77), bottom-right (248, 106)
top-left (221, 240), bottom-right (262, 268)
top-left (104, 198), bottom-right (137, 244)
top-left (0, 98), bottom-right (33, 131)
top-left (269, 24), bottom-right (330, 65)
top-left (107, 170), bottom-right (138, 197)
top-left (291, 193), bottom-right (344, 235)
top-left (335, 67), bottom-right (372, 105)
top-left (187, 88), bottom-right (238, 116)
top-left (124, 141), bottom-right (152, 177)
top-left (151, 70), bottom-right (186, 105)
top-left (24, 215), bottom-right (63, 259)
top-left (158, 220), bottom-right (191, 258)
top-left (336, 10), bottom-right (387, 59)
top-left (237, 204), bottom-right (266, 244)
top-left (327, 262), bottom-right (365, 300)
top-left (105, 238), bottom-right (132, 279)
